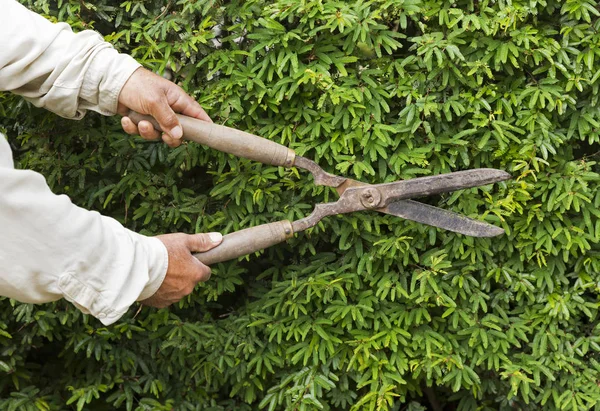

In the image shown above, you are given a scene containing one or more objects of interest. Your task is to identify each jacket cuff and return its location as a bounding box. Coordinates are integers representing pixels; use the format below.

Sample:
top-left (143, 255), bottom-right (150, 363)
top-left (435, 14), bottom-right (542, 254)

top-left (59, 233), bottom-right (168, 327)
top-left (92, 236), bottom-right (167, 327)
top-left (79, 47), bottom-right (141, 116)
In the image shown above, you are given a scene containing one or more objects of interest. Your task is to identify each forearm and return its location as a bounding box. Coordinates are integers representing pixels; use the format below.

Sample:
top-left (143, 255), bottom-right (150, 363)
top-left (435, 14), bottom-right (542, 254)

top-left (0, 137), bottom-right (167, 325)
top-left (0, 0), bottom-right (140, 119)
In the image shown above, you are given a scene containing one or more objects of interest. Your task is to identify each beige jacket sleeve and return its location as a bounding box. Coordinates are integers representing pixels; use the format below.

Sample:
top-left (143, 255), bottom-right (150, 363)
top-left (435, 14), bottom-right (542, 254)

top-left (0, 0), bottom-right (168, 325)
top-left (0, 0), bottom-right (141, 118)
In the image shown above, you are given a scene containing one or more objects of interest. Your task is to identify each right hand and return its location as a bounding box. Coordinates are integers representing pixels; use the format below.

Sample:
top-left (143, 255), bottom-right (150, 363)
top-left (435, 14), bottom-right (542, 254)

top-left (142, 232), bottom-right (223, 308)
top-left (118, 67), bottom-right (212, 148)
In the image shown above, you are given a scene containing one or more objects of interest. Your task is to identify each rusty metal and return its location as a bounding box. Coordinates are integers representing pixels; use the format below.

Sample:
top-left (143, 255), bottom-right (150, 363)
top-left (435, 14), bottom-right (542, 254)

top-left (383, 169), bottom-right (509, 207)
top-left (382, 200), bottom-right (504, 237)
top-left (291, 169), bottom-right (510, 235)
top-left (359, 187), bottom-right (382, 209)
top-left (341, 169), bottom-right (511, 208)
top-left (293, 156), bottom-right (346, 188)
top-left (334, 178), bottom-right (361, 196)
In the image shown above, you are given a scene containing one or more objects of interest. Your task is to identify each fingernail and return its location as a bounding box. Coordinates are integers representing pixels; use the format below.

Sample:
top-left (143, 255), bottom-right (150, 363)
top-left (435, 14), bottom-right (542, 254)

top-left (208, 232), bottom-right (222, 243)
top-left (170, 125), bottom-right (183, 140)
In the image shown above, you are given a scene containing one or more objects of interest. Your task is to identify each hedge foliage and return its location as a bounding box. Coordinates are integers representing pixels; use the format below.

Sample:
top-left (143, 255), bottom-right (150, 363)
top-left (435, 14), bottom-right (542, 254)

top-left (1, 0), bottom-right (600, 409)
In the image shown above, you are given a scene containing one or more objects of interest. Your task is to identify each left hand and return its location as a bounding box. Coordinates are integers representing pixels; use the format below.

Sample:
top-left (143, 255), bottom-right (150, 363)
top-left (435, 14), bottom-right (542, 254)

top-left (118, 67), bottom-right (212, 147)
top-left (142, 232), bottom-right (222, 308)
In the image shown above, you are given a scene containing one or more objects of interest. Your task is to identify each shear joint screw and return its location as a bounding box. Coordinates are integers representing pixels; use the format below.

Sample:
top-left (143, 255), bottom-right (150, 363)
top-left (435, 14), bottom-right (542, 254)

top-left (360, 188), bottom-right (382, 209)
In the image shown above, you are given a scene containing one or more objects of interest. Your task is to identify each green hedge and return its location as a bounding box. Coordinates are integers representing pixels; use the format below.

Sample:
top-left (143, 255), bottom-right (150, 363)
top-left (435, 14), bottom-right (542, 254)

top-left (1, 0), bottom-right (600, 409)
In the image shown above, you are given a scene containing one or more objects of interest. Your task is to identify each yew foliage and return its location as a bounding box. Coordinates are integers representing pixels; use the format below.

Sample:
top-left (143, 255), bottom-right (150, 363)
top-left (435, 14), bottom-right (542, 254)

top-left (1, 0), bottom-right (600, 410)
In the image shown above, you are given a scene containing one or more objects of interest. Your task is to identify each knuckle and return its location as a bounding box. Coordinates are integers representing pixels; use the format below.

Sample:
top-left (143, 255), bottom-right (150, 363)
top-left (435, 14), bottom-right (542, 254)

top-left (141, 127), bottom-right (158, 137)
top-left (195, 235), bottom-right (211, 248)
top-left (186, 233), bottom-right (211, 251)
top-left (146, 94), bottom-right (162, 107)
top-left (139, 130), bottom-right (153, 139)
top-left (138, 121), bottom-right (153, 132)
top-left (164, 114), bottom-right (178, 127)
top-left (121, 122), bottom-right (137, 135)
top-left (125, 127), bottom-right (138, 136)
top-left (196, 267), bottom-right (211, 283)
top-left (142, 133), bottom-right (160, 142)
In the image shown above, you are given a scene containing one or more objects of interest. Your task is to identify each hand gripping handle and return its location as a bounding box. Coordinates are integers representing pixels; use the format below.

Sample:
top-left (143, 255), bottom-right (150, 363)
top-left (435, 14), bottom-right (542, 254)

top-left (194, 220), bottom-right (294, 265)
top-left (127, 111), bottom-right (296, 167)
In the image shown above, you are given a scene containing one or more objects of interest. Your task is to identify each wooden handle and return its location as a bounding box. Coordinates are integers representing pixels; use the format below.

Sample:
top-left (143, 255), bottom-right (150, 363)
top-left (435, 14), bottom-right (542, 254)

top-left (194, 220), bottom-right (294, 265)
top-left (127, 111), bottom-right (296, 167)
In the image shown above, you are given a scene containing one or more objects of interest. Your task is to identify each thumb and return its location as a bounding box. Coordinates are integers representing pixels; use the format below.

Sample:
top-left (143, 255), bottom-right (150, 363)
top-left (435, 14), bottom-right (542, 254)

top-left (186, 232), bottom-right (223, 253)
top-left (149, 96), bottom-right (183, 140)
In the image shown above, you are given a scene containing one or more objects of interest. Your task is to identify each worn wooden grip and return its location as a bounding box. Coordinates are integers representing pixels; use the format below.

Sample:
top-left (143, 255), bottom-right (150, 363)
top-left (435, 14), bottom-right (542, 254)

top-left (194, 220), bottom-right (294, 265)
top-left (127, 111), bottom-right (296, 167)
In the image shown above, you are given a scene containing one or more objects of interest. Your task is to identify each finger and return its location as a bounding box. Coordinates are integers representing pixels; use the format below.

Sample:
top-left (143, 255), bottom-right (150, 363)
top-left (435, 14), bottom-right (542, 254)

top-left (178, 100), bottom-right (213, 124)
top-left (184, 104), bottom-right (212, 123)
top-left (138, 121), bottom-right (162, 140)
top-left (186, 255), bottom-right (212, 283)
top-left (117, 102), bottom-right (130, 117)
top-left (121, 117), bottom-right (139, 135)
top-left (186, 232), bottom-right (223, 253)
top-left (193, 262), bottom-right (212, 283)
top-left (148, 96), bottom-right (183, 141)
top-left (190, 107), bottom-right (213, 123)
top-left (161, 133), bottom-right (182, 148)
top-left (167, 88), bottom-right (213, 123)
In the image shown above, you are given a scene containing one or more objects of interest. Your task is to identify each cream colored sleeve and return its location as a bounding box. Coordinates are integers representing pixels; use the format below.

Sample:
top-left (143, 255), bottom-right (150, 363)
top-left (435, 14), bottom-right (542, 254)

top-left (0, 0), bottom-right (141, 118)
top-left (0, 1), bottom-right (169, 325)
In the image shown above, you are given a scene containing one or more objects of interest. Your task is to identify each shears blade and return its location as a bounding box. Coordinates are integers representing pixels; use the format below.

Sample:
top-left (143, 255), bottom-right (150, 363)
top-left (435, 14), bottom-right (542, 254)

top-left (338, 169), bottom-right (510, 208)
top-left (293, 168), bottom-right (509, 236)
top-left (382, 200), bottom-right (504, 237)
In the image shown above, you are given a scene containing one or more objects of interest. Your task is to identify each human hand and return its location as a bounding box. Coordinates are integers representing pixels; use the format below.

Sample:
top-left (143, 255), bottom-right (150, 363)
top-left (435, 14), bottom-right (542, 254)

top-left (142, 232), bottom-right (223, 308)
top-left (118, 67), bottom-right (212, 148)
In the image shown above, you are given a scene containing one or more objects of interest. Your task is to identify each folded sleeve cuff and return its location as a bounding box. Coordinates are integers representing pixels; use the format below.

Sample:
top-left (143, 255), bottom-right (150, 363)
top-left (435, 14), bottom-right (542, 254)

top-left (92, 235), bottom-right (167, 326)
top-left (86, 235), bottom-right (167, 327)
top-left (79, 48), bottom-right (142, 116)
top-left (58, 233), bottom-right (168, 327)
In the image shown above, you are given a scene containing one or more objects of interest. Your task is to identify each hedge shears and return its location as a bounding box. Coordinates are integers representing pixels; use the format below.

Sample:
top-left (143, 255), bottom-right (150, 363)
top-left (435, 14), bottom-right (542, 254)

top-left (129, 112), bottom-right (510, 265)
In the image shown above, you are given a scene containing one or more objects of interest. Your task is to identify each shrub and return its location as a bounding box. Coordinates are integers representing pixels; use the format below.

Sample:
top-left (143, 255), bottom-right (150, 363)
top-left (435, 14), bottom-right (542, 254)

top-left (1, 0), bottom-right (600, 409)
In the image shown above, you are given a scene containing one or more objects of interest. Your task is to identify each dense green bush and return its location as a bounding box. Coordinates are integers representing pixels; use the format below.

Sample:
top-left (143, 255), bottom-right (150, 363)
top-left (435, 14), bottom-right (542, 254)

top-left (1, 0), bottom-right (600, 409)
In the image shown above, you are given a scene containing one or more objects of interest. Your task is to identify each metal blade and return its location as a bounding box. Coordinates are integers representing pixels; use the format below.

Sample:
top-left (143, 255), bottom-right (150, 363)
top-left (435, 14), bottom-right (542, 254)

top-left (361, 169), bottom-right (511, 207)
top-left (381, 200), bottom-right (504, 237)
top-left (294, 156), bottom-right (346, 187)
top-left (291, 169), bottom-right (510, 236)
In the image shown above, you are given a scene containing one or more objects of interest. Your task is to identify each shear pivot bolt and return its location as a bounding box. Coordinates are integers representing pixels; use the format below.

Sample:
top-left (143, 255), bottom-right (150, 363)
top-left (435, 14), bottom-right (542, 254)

top-left (359, 188), bottom-right (382, 209)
